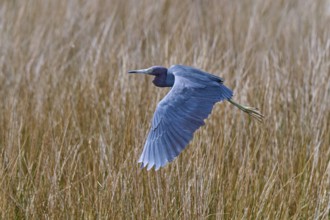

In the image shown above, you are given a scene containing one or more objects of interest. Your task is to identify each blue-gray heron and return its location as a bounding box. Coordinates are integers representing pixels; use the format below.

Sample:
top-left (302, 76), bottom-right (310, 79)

top-left (129, 65), bottom-right (263, 170)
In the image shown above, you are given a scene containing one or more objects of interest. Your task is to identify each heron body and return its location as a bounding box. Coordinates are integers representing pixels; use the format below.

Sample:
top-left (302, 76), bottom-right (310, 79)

top-left (128, 65), bottom-right (263, 171)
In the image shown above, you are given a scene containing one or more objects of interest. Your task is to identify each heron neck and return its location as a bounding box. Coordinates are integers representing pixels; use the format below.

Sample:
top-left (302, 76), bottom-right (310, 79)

top-left (153, 72), bottom-right (174, 87)
top-left (165, 72), bottom-right (175, 87)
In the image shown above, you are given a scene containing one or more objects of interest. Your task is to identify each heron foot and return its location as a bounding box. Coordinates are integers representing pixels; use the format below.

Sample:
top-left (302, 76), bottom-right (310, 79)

top-left (228, 99), bottom-right (264, 122)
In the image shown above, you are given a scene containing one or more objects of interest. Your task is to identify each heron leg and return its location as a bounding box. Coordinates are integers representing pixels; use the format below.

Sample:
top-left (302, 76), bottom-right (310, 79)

top-left (227, 99), bottom-right (264, 122)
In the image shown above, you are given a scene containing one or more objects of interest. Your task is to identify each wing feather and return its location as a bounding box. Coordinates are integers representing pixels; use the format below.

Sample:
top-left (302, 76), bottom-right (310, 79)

top-left (167, 123), bottom-right (188, 150)
top-left (147, 143), bottom-right (155, 170)
top-left (154, 144), bottom-right (162, 170)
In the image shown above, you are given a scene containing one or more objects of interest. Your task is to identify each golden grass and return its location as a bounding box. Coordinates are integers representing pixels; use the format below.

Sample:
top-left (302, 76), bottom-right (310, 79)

top-left (0, 0), bottom-right (329, 219)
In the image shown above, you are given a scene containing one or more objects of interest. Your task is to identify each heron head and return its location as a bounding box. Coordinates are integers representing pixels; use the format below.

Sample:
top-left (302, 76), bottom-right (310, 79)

top-left (128, 66), bottom-right (167, 76)
top-left (129, 66), bottom-right (173, 87)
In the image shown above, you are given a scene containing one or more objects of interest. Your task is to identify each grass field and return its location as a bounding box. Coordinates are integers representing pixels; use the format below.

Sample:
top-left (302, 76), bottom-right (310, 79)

top-left (0, 0), bottom-right (330, 219)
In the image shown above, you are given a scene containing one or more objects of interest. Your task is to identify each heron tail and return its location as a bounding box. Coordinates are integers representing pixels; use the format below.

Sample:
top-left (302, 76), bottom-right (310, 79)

top-left (227, 99), bottom-right (264, 122)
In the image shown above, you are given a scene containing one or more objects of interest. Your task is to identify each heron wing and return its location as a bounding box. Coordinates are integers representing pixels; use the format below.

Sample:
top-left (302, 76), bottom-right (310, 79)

top-left (169, 64), bottom-right (224, 83)
top-left (138, 67), bottom-right (233, 170)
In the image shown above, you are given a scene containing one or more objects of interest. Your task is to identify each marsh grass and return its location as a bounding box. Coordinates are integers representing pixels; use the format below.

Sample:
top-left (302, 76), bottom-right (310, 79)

top-left (0, 0), bottom-right (329, 219)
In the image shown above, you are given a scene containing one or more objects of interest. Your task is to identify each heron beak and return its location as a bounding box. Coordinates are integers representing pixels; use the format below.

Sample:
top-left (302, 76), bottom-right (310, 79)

top-left (128, 68), bottom-right (153, 75)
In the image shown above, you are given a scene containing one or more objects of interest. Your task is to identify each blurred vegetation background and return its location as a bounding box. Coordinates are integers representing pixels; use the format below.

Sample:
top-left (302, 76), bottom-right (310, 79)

top-left (0, 0), bottom-right (329, 219)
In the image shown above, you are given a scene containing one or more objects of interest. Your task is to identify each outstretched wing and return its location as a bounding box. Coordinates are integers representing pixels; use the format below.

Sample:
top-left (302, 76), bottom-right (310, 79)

top-left (138, 66), bottom-right (233, 170)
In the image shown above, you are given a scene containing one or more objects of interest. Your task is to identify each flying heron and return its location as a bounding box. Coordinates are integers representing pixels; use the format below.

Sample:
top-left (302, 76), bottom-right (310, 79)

top-left (128, 65), bottom-right (263, 170)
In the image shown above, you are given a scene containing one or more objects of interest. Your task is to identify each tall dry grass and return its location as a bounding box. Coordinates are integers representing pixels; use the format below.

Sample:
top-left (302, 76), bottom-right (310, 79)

top-left (0, 0), bottom-right (329, 219)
